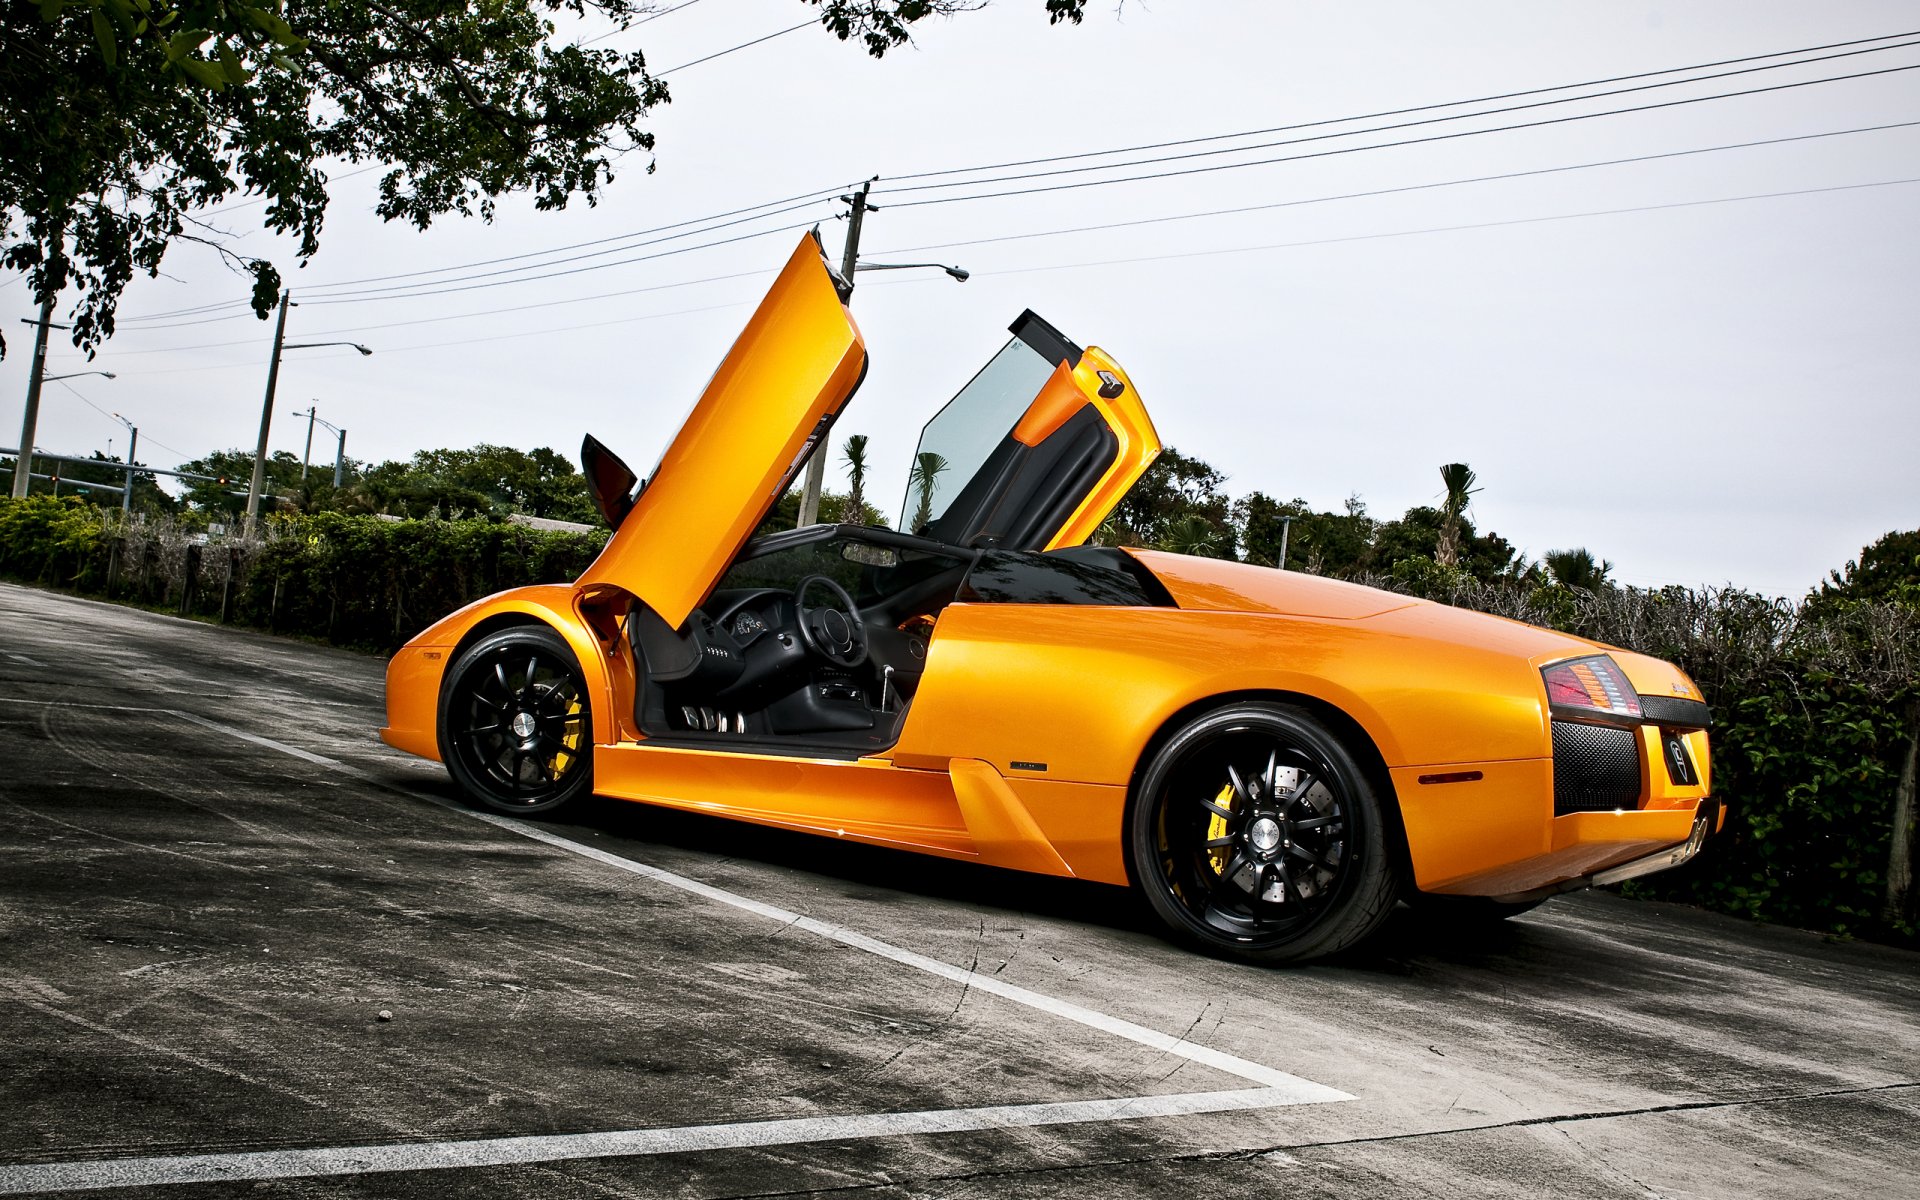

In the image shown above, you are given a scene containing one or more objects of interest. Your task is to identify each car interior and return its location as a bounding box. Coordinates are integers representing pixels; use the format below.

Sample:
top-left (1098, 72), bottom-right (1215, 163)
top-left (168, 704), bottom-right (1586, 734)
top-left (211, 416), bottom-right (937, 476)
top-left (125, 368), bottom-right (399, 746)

top-left (624, 528), bottom-right (1174, 758)
top-left (595, 308), bottom-right (1175, 759)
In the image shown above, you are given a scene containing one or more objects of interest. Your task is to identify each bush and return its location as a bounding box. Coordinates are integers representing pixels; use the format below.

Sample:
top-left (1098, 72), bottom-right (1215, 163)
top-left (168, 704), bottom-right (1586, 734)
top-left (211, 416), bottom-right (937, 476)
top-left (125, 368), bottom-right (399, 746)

top-left (0, 500), bottom-right (608, 651)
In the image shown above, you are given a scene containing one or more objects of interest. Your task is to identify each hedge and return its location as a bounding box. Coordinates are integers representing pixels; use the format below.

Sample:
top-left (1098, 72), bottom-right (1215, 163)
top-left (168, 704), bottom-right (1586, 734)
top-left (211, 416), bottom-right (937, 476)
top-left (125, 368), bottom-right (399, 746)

top-left (3, 495), bottom-right (1914, 944)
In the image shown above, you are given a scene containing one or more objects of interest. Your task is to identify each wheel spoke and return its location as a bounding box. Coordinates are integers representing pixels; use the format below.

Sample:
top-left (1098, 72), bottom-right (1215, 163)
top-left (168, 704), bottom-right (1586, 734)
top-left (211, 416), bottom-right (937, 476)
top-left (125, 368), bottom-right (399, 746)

top-left (1264, 749), bottom-right (1279, 802)
top-left (1203, 835), bottom-right (1235, 849)
top-left (1226, 763), bottom-right (1252, 805)
top-left (1287, 772), bottom-right (1320, 809)
top-left (458, 722), bottom-right (504, 738)
top-left (1286, 843), bottom-right (1332, 871)
top-left (1200, 798), bottom-right (1236, 822)
top-left (1275, 854), bottom-right (1296, 900)
top-left (1220, 850), bottom-right (1250, 882)
top-left (1292, 814), bottom-right (1341, 831)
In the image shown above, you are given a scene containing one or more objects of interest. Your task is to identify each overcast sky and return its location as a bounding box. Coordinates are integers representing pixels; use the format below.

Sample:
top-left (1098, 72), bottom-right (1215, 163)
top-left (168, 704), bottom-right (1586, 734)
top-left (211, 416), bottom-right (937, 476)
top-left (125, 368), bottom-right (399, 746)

top-left (8, 0), bottom-right (1917, 597)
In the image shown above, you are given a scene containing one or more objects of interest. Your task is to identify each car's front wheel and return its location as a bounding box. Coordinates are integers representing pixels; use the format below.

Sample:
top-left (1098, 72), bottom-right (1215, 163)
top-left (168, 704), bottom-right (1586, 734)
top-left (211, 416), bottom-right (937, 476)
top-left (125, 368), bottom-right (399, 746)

top-left (439, 626), bottom-right (594, 816)
top-left (1128, 702), bottom-right (1398, 964)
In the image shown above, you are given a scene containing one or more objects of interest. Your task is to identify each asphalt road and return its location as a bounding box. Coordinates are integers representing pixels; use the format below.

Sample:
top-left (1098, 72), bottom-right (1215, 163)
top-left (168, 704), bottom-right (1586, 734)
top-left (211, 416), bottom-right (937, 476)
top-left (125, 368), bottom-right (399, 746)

top-left (1, 580), bottom-right (1916, 1199)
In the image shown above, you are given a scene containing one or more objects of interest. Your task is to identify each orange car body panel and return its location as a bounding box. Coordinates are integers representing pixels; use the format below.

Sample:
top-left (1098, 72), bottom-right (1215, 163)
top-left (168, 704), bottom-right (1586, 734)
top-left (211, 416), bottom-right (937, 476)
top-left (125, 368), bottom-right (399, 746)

top-left (380, 241), bottom-right (1715, 902)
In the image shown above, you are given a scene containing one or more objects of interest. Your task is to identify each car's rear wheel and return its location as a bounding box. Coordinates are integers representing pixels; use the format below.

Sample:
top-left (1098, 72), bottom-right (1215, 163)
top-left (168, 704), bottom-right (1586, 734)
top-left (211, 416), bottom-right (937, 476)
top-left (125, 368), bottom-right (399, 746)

top-left (1128, 702), bottom-right (1397, 964)
top-left (440, 626), bottom-right (594, 816)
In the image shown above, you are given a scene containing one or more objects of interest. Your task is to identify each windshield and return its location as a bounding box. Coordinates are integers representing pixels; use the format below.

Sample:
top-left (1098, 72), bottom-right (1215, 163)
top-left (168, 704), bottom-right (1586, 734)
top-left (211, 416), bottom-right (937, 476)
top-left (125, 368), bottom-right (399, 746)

top-left (898, 337), bottom-right (1057, 534)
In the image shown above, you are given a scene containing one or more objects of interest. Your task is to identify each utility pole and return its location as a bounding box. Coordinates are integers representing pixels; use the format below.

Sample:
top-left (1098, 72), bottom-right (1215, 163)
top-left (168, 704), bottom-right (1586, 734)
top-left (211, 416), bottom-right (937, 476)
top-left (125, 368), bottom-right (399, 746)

top-left (1278, 516), bottom-right (1294, 571)
top-left (245, 291), bottom-right (292, 530)
top-left (11, 293), bottom-right (56, 500)
top-left (331, 426), bottom-right (347, 488)
top-left (796, 179), bottom-right (875, 529)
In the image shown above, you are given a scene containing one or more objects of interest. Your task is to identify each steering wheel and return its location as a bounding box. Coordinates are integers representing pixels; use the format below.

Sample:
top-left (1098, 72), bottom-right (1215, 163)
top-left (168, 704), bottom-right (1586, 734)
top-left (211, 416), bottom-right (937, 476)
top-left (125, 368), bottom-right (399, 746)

top-left (792, 574), bottom-right (869, 669)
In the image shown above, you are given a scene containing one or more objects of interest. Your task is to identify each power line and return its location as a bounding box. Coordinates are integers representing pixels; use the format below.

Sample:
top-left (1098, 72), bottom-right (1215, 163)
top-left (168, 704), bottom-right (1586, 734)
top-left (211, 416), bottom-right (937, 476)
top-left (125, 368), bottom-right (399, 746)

top-left (295, 183), bottom-right (848, 294)
top-left (297, 194), bottom-right (833, 302)
top-left (886, 28), bottom-right (1920, 182)
top-left (118, 181), bottom-right (851, 322)
top-left (973, 177), bottom-right (1920, 281)
top-left (298, 211), bottom-right (829, 305)
top-left (656, 18), bottom-right (816, 76)
top-left (580, 0), bottom-right (707, 47)
top-left (867, 120), bottom-right (1920, 257)
top-left (52, 265), bottom-right (774, 356)
top-left (878, 39), bottom-right (1920, 200)
top-left (881, 61), bottom-right (1920, 208)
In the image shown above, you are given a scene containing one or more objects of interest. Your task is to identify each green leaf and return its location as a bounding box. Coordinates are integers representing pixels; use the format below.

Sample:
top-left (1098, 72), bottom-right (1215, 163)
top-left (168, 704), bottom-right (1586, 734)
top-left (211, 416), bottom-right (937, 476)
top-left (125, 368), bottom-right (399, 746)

top-left (179, 57), bottom-right (227, 89)
top-left (168, 28), bottom-right (212, 58)
top-left (91, 7), bottom-right (117, 68)
top-left (37, 0), bottom-right (64, 22)
top-left (216, 40), bottom-right (249, 84)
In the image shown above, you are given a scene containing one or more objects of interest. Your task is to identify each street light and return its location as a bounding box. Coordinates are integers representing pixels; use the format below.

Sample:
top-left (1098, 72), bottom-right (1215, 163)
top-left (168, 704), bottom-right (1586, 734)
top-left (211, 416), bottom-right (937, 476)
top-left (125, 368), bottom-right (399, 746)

top-left (854, 260), bottom-right (970, 282)
top-left (291, 404), bottom-right (349, 487)
top-left (110, 411), bottom-right (137, 516)
top-left (44, 370), bottom-right (117, 382)
top-left (245, 288), bottom-right (373, 530)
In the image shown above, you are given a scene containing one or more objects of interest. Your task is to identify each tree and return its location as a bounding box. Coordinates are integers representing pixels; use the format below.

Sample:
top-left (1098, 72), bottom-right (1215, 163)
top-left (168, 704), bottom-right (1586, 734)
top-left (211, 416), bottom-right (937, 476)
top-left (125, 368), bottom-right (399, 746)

top-left (1110, 447), bottom-right (1235, 556)
top-left (1820, 530), bottom-right (1920, 609)
top-left (1544, 547), bottom-right (1612, 591)
top-left (907, 450), bottom-right (947, 534)
top-left (1158, 514), bottom-right (1226, 558)
top-left (178, 448), bottom-right (299, 514)
top-left (840, 433), bottom-right (868, 524)
top-left (1434, 462), bottom-right (1479, 569)
top-left (3, 0), bottom-right (1089, 358)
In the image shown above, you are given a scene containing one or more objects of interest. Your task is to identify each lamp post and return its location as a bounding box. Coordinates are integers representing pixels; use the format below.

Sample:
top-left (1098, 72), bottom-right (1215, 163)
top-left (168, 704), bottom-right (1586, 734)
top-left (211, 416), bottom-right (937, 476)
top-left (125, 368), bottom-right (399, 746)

top-left (244, 288), bottom-right (371, 530)
top-left (292, 404), bottom-right (348, 487)
top-left (44, 370), bottom-right (117, 383)
top-left (796, 179), bottom-right (971, 528)
top-left (852, 261), bottom-right (971, 282)
top-left (110, 412), bottom-right (137, 515)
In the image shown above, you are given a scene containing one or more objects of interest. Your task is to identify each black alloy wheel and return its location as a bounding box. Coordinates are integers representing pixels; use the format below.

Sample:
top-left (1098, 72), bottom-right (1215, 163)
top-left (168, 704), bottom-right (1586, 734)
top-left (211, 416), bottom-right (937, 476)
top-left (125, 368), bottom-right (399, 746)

top-left (1128, 702), bottom-right (1398, 964)
top-left (440, 626), bottom-right (594, 815)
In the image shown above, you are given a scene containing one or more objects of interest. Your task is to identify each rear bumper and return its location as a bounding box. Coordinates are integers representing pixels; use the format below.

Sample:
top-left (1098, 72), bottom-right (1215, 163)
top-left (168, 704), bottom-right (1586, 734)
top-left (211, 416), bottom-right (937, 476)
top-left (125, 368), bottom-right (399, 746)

top-left (1489, 798), bottom-right (1719, 903)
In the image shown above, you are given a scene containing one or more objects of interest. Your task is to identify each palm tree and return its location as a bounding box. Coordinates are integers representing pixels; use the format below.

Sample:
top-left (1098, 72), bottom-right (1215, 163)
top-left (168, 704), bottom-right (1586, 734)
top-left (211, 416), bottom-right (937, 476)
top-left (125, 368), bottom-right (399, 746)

top-left (907, 451), bottom-right (947, 534)
top-left (1544, 548), bottom-right (1613, 591)
top-left (840, 434), bottom-right (868, 525)
top-left (1435, 462), bottom-right (1480, 568)
top-left (1159, 514), bottom-right (1226, 558)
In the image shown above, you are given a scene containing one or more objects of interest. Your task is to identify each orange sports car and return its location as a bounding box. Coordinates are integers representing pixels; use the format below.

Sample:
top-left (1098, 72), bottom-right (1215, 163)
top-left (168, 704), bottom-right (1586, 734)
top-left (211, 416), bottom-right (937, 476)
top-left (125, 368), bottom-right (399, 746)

top-left (380, 232), bottom-right (1719, 963)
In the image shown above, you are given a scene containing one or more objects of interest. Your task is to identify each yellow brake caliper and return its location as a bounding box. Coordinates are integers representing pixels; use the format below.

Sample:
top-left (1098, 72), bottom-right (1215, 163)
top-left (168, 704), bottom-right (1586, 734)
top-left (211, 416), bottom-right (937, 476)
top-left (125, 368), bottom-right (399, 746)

top-left (547, 697), bottom-right (584, 778)
top-left (1206, 781), bottom-right (1235, 875)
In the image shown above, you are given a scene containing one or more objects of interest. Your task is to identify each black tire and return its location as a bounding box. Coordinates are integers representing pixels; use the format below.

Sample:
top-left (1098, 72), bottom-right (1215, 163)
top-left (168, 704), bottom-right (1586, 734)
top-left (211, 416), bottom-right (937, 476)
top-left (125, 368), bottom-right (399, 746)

top-left (1128, 702), bottom-right (1398, 964)
top-left (439, 625), bottom-right (594, 816)
top-left (1405, 893), bottom-right (1546, 922)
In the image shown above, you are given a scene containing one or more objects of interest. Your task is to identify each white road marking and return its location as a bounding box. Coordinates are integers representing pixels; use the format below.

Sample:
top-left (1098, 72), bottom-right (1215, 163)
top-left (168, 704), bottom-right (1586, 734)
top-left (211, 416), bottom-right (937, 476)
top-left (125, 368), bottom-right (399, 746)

top-left (1, 697), bottom-right (1353, 1190)
top-left (0, 1088), bottom-right (1311, 1194)
top-left (167, 710), bottom-right (346, 768)
top-left (459, 806), bottom-right (1341, 1095)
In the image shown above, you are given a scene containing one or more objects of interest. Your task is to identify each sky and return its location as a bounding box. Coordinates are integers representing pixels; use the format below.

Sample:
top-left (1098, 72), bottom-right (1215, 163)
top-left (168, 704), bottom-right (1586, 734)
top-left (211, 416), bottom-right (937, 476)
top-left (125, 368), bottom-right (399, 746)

top-left (6, 0), bottom-right (1917, 598)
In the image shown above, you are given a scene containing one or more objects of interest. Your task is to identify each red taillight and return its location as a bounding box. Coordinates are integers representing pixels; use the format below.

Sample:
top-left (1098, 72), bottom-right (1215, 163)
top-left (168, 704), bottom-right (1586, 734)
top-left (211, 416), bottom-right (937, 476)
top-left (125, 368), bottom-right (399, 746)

top-left (1542, 655), bottom-right (1642, 721)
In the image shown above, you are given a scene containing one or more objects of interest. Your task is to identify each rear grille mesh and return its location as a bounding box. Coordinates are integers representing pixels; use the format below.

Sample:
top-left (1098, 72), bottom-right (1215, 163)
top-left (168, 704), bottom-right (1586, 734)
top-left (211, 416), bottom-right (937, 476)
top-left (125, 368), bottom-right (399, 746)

top-left (1552, 721), bottom-right (1641, 814)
